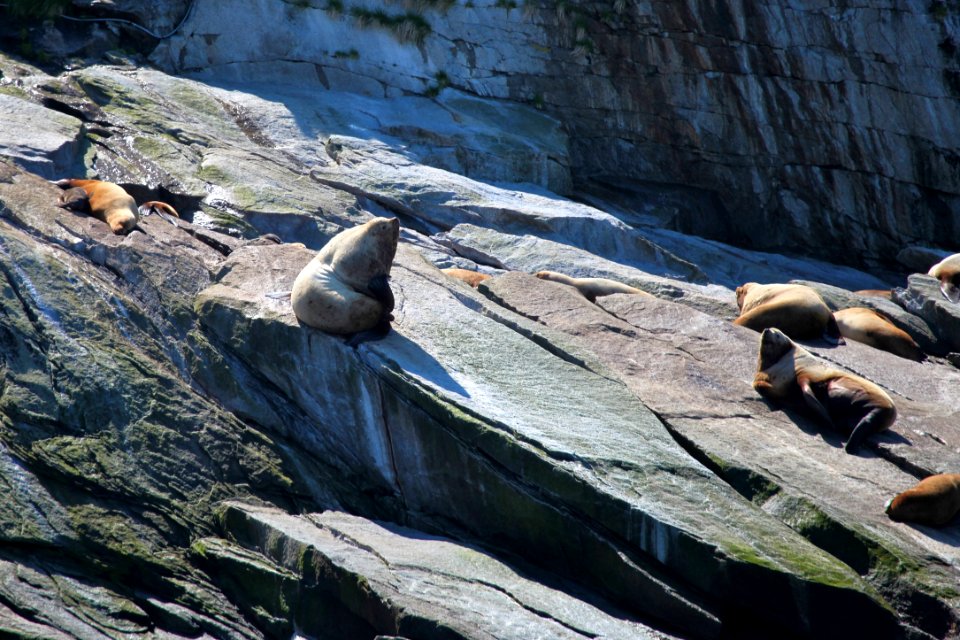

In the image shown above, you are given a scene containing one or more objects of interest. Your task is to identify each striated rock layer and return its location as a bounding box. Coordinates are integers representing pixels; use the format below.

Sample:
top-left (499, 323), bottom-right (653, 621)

top-left (151, 0), bottom-right (960, 270)
top-left (0, 35), bottom-right (957, 640)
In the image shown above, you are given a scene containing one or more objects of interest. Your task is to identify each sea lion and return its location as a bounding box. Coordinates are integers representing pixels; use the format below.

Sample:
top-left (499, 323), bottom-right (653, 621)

top-left (138, 200), bottom-right (180, 226)
top-left (734, 282), bottom-right (844, 344)
top-left (752, 327), bottom-right (897, 453)
top-left (55, 178), bottom-right (140, 234)
top-left (885, 473), bottom-right (960, 527)
top-left (535, 270), bottom-right (653, 303)
top-left (834, 307), bottom-right (925, 361)
top-left (57, 187), bottom-right (91, 213)
top-left (291, 217), bottom-right (400, 346)
top-left (442, 268), bottom-right (491, 288)
top-left (853, 289), bottom-right (892, 300)
top-left (927, 254), bottom-right (960, 303)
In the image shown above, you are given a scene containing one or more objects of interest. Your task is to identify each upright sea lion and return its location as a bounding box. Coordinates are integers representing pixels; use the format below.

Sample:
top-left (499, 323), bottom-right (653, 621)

top-left (55, 179), bottom-right (140, 234)
top-left (442, 267), bottom-right (491, 288)
top-left (535, 270), bottom-right (653, 303)
top-left (886, 473), bottom-right (960, 526)
top-left (752, 327), bottom-right (897, 453)
top-left (927, 254), bottom-right (960, 303)
top-left (834, 307), bottom-right (925, 361)
top-left (734, 282), bottom-right (844, 344)
top-left (291, 217), bottom-right (400, 346)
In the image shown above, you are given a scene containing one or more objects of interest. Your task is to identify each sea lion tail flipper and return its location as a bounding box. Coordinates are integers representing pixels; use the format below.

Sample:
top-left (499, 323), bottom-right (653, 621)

top-left (844, 407), bottom-right (887, 453)
top-left (138, 201), bottom-right (180, 227)
top-left (345, 316), bottom-right (392, 348)
top-left (798, 376), bottom-right (833, 425)
top-left (941, 281), bottom-right (960, 303)
top-left (824, 314), bottom-right (845, 345)
top-left (366, 274), bottom-right (395, 313)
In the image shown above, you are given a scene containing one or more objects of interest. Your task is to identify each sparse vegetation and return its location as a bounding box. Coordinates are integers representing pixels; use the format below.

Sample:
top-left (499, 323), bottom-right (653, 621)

top-left (3, 0), bottom-right (71, 18)
top-left (348, 7), bottom-right (432, 44)
top-left (424, 70), bottom-right (451, 97)
top-left (333, 48), bottom-right (360, 59)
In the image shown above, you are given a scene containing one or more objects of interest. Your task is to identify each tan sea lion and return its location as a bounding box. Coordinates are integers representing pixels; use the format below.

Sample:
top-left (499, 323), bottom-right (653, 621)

top-left (834, 307), bottom-right (925, 361)
top-left (291, 217), bottom-right (400, 346)
top-left (853, 289), bottom-right (892, 300)
top-left (535, 270), bottom-right (653, 303)
top-left (927, 254), bottom-right (960, 303)
top-left (734, 282), bottom-right (843, 344)
top-left (138, 200), bottom-right (180, 226)
top-left (885, 473), bottom-right (960, 526)
top-left (55, 178), bottom-right (140, 234)
top-left (442, 268), bottom-right (491, 288)
top-left (753, 327), bottom-right (897, 453)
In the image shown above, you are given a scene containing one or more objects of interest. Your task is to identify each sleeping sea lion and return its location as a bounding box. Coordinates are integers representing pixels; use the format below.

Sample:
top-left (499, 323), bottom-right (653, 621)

top-left (291, 217), bottom-right (400, 346)
top-left (734, 282), bottom-right (844, 344)
top-left (752, 327), bottom-right (897, 453)
top-left (442, 267), bottom-right (491, 288)
top-left (535, 270), bottom-right (653, 303)
top-left (886, 473), bottom-right (960, 526)
top-left (853, 289), bottom-right (892, 300)
top-left (833, 307), bottom-right (925, 361)
top-left (55, 178), bottom-right (140, 234)
top-left (57, 187), bottom-right (91, 213)
top-left (927, 254), bottom-right (960, 303)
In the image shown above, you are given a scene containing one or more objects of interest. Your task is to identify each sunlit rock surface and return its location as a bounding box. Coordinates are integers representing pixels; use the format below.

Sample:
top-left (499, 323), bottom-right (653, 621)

top-left (0, 7), bottom-right (958, 636)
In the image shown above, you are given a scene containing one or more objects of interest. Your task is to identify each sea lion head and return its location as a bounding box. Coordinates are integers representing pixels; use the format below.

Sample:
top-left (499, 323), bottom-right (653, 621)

top-left (757, 327), bottom-right (795, 371)
top-left (364, 216), bottom-right (400, 270)
top-left (735, 283), bottom-right (757, 310)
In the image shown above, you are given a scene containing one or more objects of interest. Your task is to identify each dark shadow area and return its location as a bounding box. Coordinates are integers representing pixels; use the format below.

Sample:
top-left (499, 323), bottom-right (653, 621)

top-left (371, 329), bottom-right (470, 399)
top-left (119, 183), bottom-right (204, 224)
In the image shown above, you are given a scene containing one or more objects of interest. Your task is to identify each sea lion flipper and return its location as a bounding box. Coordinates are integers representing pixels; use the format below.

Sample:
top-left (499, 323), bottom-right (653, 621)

top-left (138, 201), bottom-right (180, 227)
top-left (843, 407), bottom-right (896, 453)
top-left (823, 314), bottom-right (845, 345)
top-left (346, 273), bottom-right (395, 348)
top-left (798, 376), bottom-right (833, 425)
top-left (366, 274), bottom-right (395, 314)
top-left (941, 281), bottom-right (960, 303)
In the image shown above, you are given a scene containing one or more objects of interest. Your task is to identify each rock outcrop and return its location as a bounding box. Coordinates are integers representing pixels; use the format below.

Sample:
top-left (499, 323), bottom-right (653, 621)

top-left (0, 6), bottom-right (958, 638)
top-left (149, 0), bottom-right (960, 271)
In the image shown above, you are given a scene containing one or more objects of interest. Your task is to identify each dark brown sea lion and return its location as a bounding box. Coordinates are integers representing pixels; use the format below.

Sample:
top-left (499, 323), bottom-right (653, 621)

top-left (753, 328), bottom-right (896, 453)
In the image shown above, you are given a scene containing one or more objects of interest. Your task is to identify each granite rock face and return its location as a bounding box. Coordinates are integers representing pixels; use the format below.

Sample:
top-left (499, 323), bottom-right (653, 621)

top-left (150, 0), bottom-right (960, 271)
top-left (0, 10), bottom-right (958, 639)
